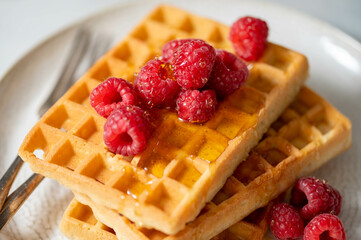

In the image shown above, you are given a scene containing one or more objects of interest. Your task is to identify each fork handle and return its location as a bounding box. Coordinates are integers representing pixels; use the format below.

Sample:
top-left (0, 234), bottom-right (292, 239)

top-left (0, 173), bottom-right (44, 231)
top-left (0, 156), bottom-right (23, 210)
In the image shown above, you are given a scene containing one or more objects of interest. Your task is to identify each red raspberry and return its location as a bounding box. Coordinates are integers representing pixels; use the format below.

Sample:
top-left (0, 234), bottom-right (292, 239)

top-left (90, 77), bottom-right (138, 118)
top-left (207, 49), bottom-right (249, 99)
top-left (270, 203), bottom-right (304, 240)
top-left (303, 214), bottom-right (346, 240)
top-left (103, 105), bottom-right (151, 156)
top-left (161, 39), bottom-right (192, 63)
top-left (291, 177), bottom-right (342, 222)
top-left (171, 39), bottom-right (216, 89)
top-left (229, 16), bottom-right (268, 61)
top-left (134, 59), bottom-right (180, 108)
top-left (176, 89), bottom-right (217, 123)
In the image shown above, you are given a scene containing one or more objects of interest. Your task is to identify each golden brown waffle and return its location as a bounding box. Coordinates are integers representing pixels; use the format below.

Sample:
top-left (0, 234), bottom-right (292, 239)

top-left (19, 5), bottom-right (308, 234)
top-left (60, 198), bottom-right (275, 240)
top-left (70, 86), bottom-right (351, 240)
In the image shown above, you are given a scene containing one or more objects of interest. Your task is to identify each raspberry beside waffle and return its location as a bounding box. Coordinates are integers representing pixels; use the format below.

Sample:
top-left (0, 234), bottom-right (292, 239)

top-left (65, 86), bottom-right (351, 240)
top-left (18, 5), bottom-right (309, 234)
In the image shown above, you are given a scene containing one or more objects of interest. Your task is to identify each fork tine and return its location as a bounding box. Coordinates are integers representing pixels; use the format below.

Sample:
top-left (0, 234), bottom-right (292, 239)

top-left (89, 33), bottom-right (112, 64)
top-left (65, 31), bottom-right (112, 90)
top-left (0, 174), bottom-right (44, 230)
top-left (0, 156), bottom-right (23, 210)
top-left (38, 27), bottom-right (91, 116)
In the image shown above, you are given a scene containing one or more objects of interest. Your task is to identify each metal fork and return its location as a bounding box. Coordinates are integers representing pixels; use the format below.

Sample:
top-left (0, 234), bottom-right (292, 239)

top-left (0, 28), bottom-right (111, 231)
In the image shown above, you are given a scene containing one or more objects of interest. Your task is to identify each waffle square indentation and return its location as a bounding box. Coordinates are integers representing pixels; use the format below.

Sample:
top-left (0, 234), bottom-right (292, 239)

top-left (114, 40), bottom-right (154, 69)
top-left (99, 224), bottom-right (116, 235)
top-left (139, 145), bottom-right (176, 178)
top-left (145, 181), bottom-right (185, 214)
top-left (24, 126), bottom-right (64, 160)
top-left (308, 107), bottom-right (334, 135)
top-left (68, 82), bottom-right (90, 105)
top-left (167, 160), bottom-right (202, 188)
top-left (208, 27), bottom-right (224, 43)
top-left (132, 25), bottom-right (148, 42)
top-left (164, 124), bottom-right (194, 149)
top-left (48, 140), bottom-right (79, 171)
top-left (178, 17), bottom-right (194, 33)
top-left (194, 135), bottom-right (228, 162)
top-left (112, 168), bottom-right (151, 200)
top-left (280, 121), bottom-right (317, 150)
top-left (212, 178), bottom-right (240, 205)
top-left (215, 111), bottom-right (257, 139)
top-left (44, 103), bottom-right (85, 132)
top-left (247, 68), bottom-right (276, 94)
top-left (69, 202), bottom-right (97, 225)
top-left (261, 45), bottom-right (294, 72)
top-left (91, 61), bottom-right (111, 81)
top-left (243, 206), bottom-right (267, 225)
top-left (229, 87), bottom-right (265, 115)
top-left (72, 116), bottom-right (103, 145)
top-left (80, 154), bottom-right (112, 184)
top-left (290, 100), bottom-right (310, 116)
top-left (232, 152), bottom-right (269, 185)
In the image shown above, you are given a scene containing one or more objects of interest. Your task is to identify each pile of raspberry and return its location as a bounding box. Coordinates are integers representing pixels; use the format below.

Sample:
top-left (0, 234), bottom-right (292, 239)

top-left (137, 38), bottom-right (250, 122)
top-left (270, 177), bottom-right (346, 240)
top-left (89, 16), bottom-right (268, 157)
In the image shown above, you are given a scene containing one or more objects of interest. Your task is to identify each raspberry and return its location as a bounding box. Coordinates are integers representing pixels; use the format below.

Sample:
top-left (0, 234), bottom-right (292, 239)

top-left (270, 203), bottom-right (304, 240)
top-left (229, 16), bottom-right (268, 61)
top-left (207, 49), bottom-right (249, 99)
top-left (291, 177), bottom-right (342, 222)
top-left (303, 214), bottom-right (346, 240)
top-left (176, 89), bottom-right (217, 123)
top-left (90, 77), bottom-right (138, 118)
top-left (134, 59), bottom-right (180, 108)
top-left (103, 105), bottom-right (151, 156)
top-left (171, 39), bottom-right (216, 89)
top-left (161, 39), bottom-right (192, 63)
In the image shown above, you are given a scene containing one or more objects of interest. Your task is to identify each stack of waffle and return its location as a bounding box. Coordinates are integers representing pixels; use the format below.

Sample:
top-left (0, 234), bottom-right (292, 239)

top-left (18, 5), bottom-right (351, 240)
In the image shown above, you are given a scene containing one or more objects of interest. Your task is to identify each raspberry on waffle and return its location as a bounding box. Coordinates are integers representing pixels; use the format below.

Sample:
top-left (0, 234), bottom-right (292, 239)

top-left (19, 5), bottom-right (310, 234)
top-left (176, 89), bottom-right (217, 122)
top-left (66, 86), bottom-right (351, 240)
top-left (229, 16), bottom-right (268, 61)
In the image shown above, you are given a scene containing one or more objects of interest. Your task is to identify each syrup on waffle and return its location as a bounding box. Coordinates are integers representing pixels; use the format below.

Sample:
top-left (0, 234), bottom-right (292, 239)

top-left (60, 198), bottom-right (276, 240)
top-left (70, 86), bottom-right (351, 240)
top-left (19, 5), bottom-right (309, 234)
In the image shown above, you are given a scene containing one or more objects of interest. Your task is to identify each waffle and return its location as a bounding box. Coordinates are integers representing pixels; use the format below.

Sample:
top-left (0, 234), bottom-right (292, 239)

top-left (19, 5), bottom-right (309, 234)
top-left (70, 86), bottom-right (351, 240)
top-left (60, 198), bottom-right (276, 240)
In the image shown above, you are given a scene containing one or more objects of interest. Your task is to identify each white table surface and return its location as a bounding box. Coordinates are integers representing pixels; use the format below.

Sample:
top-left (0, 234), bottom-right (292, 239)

top-left (0, 0), bottom-right (360, 79)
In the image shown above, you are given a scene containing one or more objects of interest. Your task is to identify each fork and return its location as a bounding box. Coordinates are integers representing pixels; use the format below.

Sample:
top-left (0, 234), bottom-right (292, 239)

top-left (0, 28), bottom-right (111, 231)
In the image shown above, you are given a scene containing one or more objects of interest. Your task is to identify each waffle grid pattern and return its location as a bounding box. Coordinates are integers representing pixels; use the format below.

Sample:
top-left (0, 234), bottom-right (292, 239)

top-left (68, 86), bottom-right (351, 240)
top-left (60, 198), bottom-right (275, 240)
top-left (19, 5), bottom-right (308, 234)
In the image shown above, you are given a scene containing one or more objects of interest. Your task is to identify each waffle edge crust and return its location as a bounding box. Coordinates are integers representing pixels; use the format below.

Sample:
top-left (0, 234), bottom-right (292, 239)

top-left (18, 5), bottom-right (311, 234)
top-left (60, 198), bottom-right (277, 240)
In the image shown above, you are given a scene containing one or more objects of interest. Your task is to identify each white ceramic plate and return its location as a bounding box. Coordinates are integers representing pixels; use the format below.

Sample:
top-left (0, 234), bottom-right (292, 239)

top-left (1, 0), bottom-right (360, 239)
